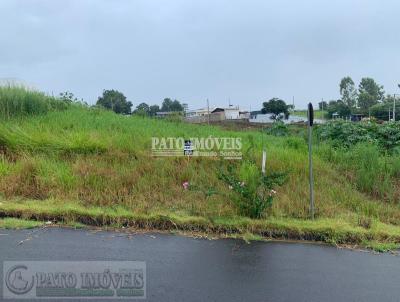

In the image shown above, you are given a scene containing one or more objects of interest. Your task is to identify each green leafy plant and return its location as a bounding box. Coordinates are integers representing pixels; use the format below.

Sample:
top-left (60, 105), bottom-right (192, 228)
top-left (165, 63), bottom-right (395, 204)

top-left (265, 121), bottom-right (289, 137)
top-left (219, 162), bottom-right (287, 218)
top-left (316, 120), bottom-right (400, 152)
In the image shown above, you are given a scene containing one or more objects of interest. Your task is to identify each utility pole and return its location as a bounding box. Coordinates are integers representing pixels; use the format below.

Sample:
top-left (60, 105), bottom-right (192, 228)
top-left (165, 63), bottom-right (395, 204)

top-left (394, 84), bottom-right (400, 122)
top-left (261, 122), bottom-right (266, 176)
top-left (321, 98), bottom-right (324, 120)
top-left (207, 98), bottom-right (210, 125)
top-left (292, 96), bottom-right (295, 112)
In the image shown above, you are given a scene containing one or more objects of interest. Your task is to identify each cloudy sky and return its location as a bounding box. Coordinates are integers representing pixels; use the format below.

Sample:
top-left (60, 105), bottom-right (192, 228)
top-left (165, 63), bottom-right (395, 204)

top-left (0, 0), bottom-right (399, 110)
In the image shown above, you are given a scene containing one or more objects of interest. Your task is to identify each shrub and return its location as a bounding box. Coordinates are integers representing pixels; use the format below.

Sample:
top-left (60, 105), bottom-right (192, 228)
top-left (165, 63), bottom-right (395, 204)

top-left (219, 161), bottom-right (287, 218)
top-left (316, 120), bottom-right (400, 152)
top-left (389, 155), bottom-right (400, 178)
top-left (265, 121), bottom-right (288, 137)
top-left (284, 136), bottom-right (306, 150)
top-left (350, 143), bottom-right (391, 197)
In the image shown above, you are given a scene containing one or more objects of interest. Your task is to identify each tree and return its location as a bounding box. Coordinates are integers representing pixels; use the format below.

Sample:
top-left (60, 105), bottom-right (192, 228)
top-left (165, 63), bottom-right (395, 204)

top-left (149, 105), bottom-right (160, 116)
top-left (134, 102), bottom-right (150, 116)
top-left (161, 98), bottom-right (184, 112)
top-left (59, 91), bottom-right (78, 103)
top-left (339, 76), bottom-right (357, 108)
top-left (96, 89), bottom-right (132, 114)
top-left (358, 78), bottom-right (384, 113)
top-left (326, 100), bottom-right (351, 118)
top-left (370, 95), bottom-right (400, 121)
top-left (318, 101), bottom-right (328, 110)
top-left (261, 98), bottom-right (289, 119)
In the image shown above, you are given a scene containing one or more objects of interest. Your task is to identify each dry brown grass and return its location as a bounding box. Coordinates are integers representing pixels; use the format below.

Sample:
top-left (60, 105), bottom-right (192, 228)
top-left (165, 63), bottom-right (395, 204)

top-left (0, 158), bottom-right (48, 199)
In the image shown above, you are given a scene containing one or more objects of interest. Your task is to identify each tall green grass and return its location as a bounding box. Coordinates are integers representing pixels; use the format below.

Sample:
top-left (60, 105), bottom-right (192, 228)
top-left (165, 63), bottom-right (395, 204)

top-left (1, 87), bottom-right (400, 250)
top-left (1, 106), bottom-right (399, 222)
top-left (0, 85), bottom-right (67, 119)
top-left (1, 87), bottom-right (400, 238)
top-left (316, 142), bottom-right (398, 202)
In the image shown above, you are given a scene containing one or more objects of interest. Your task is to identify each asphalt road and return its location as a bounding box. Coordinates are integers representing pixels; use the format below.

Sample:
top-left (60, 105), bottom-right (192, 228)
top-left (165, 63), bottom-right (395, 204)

top-left (0, 227), bottom-right (400, 302)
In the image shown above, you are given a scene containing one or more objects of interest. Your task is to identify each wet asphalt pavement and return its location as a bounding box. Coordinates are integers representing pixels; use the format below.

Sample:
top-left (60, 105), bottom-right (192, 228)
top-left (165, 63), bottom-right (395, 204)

top-left (0, 227), bottom-right (400, 302)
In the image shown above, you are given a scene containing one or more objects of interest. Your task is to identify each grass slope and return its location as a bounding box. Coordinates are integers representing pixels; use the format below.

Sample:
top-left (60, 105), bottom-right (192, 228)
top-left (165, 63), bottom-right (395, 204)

top-left (1, 101), bottom-right (400, 250)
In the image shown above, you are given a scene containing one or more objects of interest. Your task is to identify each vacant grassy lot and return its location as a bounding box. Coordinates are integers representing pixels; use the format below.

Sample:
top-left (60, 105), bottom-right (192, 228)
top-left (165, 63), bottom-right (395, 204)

top-left (294, 109), bottom-right (325, 119)
top-left (1, 86), bottom-right (400, 251)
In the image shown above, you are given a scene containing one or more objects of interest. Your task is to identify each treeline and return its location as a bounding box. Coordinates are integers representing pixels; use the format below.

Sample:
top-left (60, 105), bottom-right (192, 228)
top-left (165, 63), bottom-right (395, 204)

top-left (94, 89), bottom-right (184, 116)
top-left (319, 77), bottom-right (399, 120)
top-left (0, 85), bottom-right (186, 119)
top-left (133, 98), bottom-right (184, 116)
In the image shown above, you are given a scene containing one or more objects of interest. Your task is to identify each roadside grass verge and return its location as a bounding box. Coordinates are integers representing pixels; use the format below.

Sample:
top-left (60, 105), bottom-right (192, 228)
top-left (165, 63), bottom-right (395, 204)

top-left (0, 199), bottom-right (399, 251)
top-left (0, 217), bottom-right (43, 229)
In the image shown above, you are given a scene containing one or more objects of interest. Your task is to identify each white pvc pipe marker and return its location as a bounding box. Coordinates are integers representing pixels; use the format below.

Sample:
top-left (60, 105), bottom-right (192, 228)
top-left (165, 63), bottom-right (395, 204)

top-left (262, 150), bottom-right (266, 176)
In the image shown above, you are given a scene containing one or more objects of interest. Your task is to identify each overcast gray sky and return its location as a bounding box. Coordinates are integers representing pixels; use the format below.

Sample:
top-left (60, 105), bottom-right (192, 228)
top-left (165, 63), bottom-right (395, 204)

top-left (0, 0), bottom-right (399, 110)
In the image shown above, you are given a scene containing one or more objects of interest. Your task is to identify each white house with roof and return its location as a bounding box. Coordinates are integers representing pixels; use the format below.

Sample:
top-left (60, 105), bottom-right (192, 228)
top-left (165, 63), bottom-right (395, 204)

top-left (185, 106), bottom-right (249, 123)
top-left (250, 114), bottom-right (325, 124)
top-left (211, 107), bottom-right (240, 119)
top-left (185, 107), bottom-right (214, 118)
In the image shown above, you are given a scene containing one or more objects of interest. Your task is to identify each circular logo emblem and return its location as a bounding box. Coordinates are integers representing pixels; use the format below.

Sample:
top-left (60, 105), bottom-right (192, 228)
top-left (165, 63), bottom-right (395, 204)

top-left (5, 265), bottom-right (34, 295)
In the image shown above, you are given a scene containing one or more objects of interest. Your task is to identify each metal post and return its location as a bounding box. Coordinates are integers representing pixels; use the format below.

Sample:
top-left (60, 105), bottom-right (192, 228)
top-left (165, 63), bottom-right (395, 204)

top-left (308, 103), bottom-right (315, 220)
top-left (207, 98), bottom-right (210, 125)
top-left (321, 98), bottom-right (324, 120)
top-left (292, 96), bottom-right (295, 111)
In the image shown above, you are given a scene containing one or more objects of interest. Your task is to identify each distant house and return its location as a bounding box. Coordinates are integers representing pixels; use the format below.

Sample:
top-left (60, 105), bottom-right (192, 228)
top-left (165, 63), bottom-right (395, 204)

top-left (211, 107), bottom-right (241, 120)
top-left (185, 106), bottom-right (248, 123)
top-left (351, 114), bottom-right (365, 122)
top-left (250, 110), bottom-right (262, 119)
top-left (239, 111), bottom-right (250, 119)
top-left (250, 113), bottom-right (325, 124)
top-left (185, 108), bottom-right (213, 118)
top-left (330, 113), bottom-right (365, 122)
top-left (155, 111), bottom-right (179, 118)
top-left (182, 103), bottom-right (189, 113)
